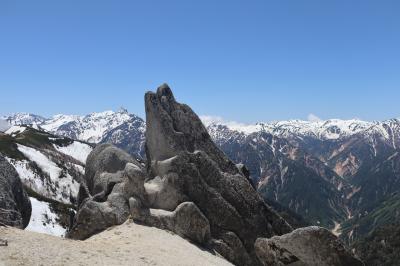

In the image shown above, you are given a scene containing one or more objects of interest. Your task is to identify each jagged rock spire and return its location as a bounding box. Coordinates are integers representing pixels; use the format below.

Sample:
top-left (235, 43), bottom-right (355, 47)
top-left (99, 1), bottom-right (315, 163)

top-left (145, 84), bottom-right (292, 265)
top-left (145, 83), bottom-right (238, 174)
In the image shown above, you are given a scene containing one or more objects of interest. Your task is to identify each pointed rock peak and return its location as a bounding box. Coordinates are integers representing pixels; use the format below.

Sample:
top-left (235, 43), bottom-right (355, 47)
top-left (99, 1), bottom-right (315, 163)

top-left (118, 106), bottom-right (128, 114)
top-left (145, 85), bottom-right (238, 174)
top-left (156, 83), bottom-right (175, 102)
top-left (144, 85), bottom-right (293, 265)
top-left (158, 82), bottom-right (170, 90)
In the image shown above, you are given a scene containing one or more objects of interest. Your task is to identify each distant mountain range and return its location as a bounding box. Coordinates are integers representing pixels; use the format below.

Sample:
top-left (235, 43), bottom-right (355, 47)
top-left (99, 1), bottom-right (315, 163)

top-left (2, 110), bottom-right (146, 159)
top-left (204, 117), bottom-right (400, 243)
top-left (2, 111), bottom-right (400, 256)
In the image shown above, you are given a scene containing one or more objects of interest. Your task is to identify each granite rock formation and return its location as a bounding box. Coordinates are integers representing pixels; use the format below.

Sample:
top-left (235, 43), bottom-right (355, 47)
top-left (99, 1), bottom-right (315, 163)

top-left (67, 144), bottom-right (146, 240)
top-left (255, 226), bottom-right (364, 266)
top-left (0, 155), bottom-right (31, 228)
top-left (68, 84), bottom-right (363, 266)
top-left (144, 84), bottom-right (292, 265)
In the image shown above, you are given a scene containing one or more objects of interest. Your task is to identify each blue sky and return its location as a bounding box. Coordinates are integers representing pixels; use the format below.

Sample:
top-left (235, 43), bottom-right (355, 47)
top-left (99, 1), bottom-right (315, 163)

top-left (0, 0), bottom-right (399, 123)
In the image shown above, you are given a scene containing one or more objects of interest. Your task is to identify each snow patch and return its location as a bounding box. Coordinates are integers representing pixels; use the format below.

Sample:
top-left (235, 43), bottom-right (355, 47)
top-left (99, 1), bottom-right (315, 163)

top-left (26, 197), bottom-right (66, 237)
top-left (5, 158), bottom-right (46, 194)
top-left (53, 142), bottom-right (92, 164)
top-left (14, 145), bottom-right (79, 203)
top-left (17, 144), bottom-right (61, 181)
top-left (6, 157), bottom-right (78, 204)
top-left (5, 125), bottom-right (26, 135)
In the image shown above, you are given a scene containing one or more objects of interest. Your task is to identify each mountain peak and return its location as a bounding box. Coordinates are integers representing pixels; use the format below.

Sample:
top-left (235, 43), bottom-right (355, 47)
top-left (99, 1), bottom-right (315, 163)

top-left (118, 107), bottom-right (128, 114)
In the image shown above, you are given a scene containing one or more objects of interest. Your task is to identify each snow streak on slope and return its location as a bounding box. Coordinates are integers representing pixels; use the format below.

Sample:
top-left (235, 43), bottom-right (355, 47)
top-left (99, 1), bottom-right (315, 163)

top-left (5, 125), bottom-right (26, 136)
top-left (26, 197), bottom-right (66, 237)
top-left (14, 144), bottom-right (80, 203)
top-left (53, 142), bottom-right (92, 164)
top-left (5, 158), bottom-right (46, 194)
top-left (1, 126), bottom-right (91, 237)
top-left (17, 144), bottom-right (61, 181)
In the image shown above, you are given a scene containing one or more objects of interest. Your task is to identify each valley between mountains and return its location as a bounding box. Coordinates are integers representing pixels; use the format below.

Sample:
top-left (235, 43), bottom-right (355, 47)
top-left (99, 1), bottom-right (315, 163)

top-left (1, 89), bottom-right (399, 265)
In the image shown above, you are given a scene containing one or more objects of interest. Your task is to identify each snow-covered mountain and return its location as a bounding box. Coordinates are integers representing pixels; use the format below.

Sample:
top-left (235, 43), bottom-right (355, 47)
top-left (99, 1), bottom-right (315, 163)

top-left (202, 116), bottom-right (400, 243)
top-left (5, 111), bottom-right (400, 159)
top-left (0, 125), bottom-right (93, 237)
top-left (2, 109), bottom-right (146, 159)
top-left (203, 117), bottom-right (400, 144)
top-left (3, 113), bottom-right (46, 127)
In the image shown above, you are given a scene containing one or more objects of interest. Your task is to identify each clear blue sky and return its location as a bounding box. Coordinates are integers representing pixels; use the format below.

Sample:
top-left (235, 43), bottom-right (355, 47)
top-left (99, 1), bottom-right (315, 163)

top-left (0, 0), bottom-right (399, 123)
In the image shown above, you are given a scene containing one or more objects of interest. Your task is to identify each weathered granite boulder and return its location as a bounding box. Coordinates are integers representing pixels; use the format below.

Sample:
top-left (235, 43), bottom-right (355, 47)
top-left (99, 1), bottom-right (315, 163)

top-left (254, 226), bottom-right (364, 266)
top-left (144, 84), bottom-right (292, 265)
top-left (0, 155), bottom-right (31, 228)
top-left (144, 165), bottom-right (188, 211)
top-left (130, 199), bottom-right (211, 244)
top-left (68, 145), bottom-right (147, 240)
top-left (209, 230), bottom-right (254, 266)
top-left (84, 144), bottom-right (140, 195)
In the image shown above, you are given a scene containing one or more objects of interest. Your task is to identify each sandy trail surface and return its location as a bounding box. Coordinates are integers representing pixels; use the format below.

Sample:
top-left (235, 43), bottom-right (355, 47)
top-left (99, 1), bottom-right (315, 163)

top-left (0, 221), bottom-right (231, 266)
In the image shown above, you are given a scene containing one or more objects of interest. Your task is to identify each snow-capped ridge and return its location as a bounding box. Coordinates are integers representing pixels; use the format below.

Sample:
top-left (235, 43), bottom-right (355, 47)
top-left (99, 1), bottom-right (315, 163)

top-left (2, 113), bottom-right (46, 126)
top-left (3, 110), bottom-right (145, 144)
top-left (202, 116), bottom-right (400, 141)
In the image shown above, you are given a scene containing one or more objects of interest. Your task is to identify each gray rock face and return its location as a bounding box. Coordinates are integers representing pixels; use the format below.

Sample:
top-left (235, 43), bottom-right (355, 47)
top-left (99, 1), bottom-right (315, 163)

top-left (145, 85), bottom-right (292, 265)
top-left (254, 226), bottom-right (364, 266)
top-left (0, 155), bottom-right (31, 228)
top-left (130, 200), bottom-right (211, 244)
top-left (145, 84), bottom-right (239, 175)
top-left (84, 143), bottom-right (140, 195)
top-left (144, 164), bottom-right (188, 211)
top-left (209, 231), bottom-right (254, 266)
top-left (69, 142), bottom-right (211, 244)
top-left (68, 144), bottom-right (147, 240)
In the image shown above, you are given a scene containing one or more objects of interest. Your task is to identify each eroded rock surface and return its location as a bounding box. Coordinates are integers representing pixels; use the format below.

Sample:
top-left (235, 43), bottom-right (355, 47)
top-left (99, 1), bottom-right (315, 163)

top-left (255, 226), bottom-right (364, 266)
top-left (130, 200), bottom-right (211, 244)
top-left (67, 145), bottom-right (146, 240)
top-left (0, 155), bottom-right (31, 228)
top-left (84, 143), bottom-right (140, 195)
top-left (144, 85), bottom-right (292, 265)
